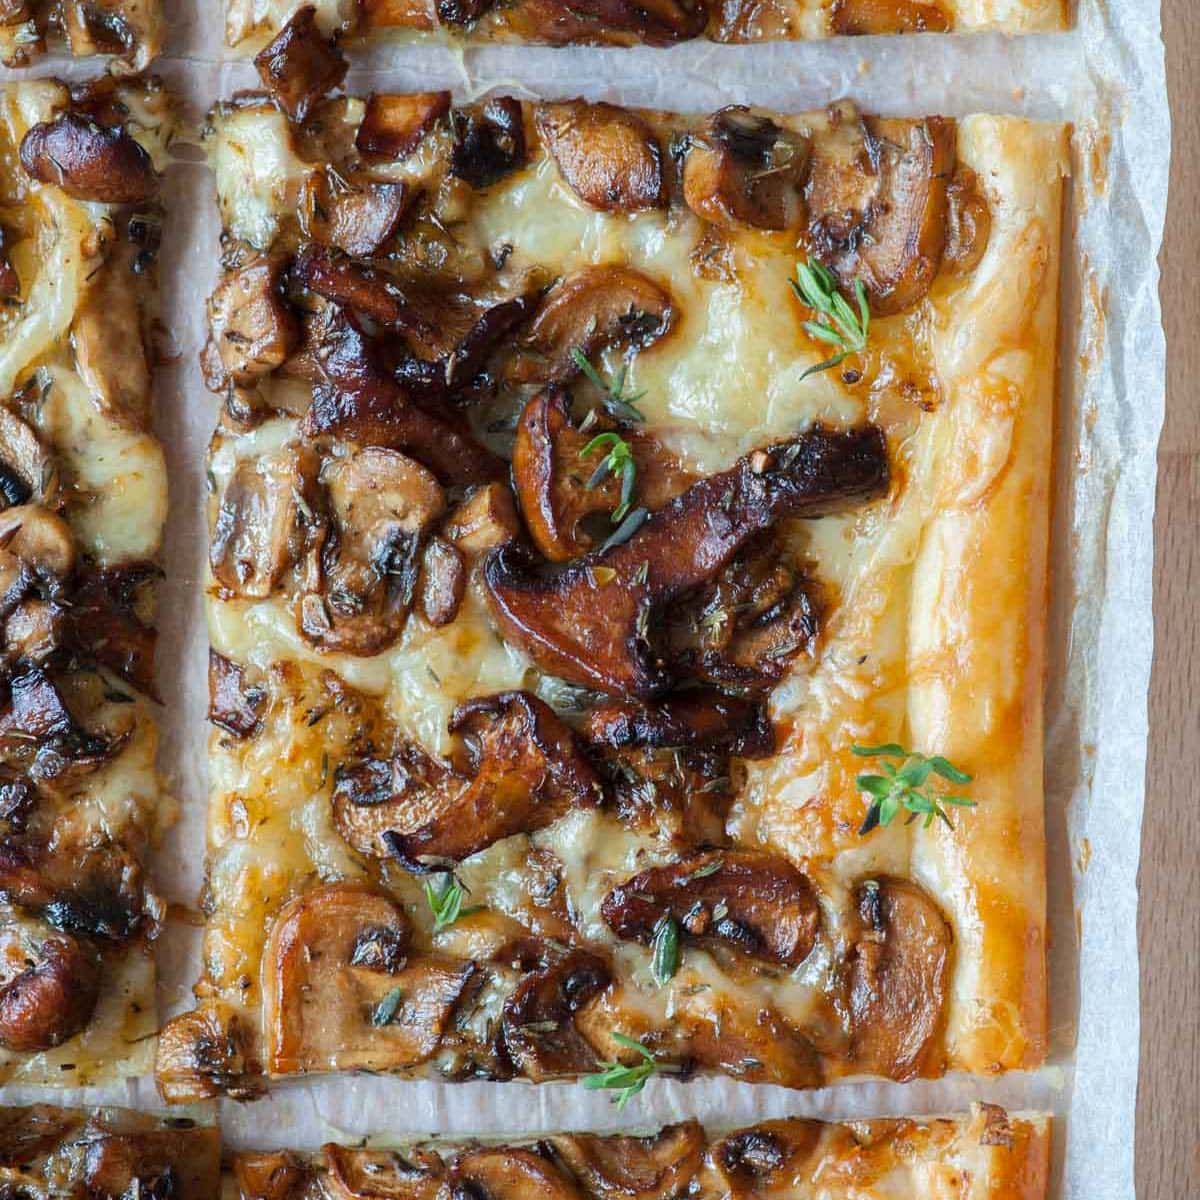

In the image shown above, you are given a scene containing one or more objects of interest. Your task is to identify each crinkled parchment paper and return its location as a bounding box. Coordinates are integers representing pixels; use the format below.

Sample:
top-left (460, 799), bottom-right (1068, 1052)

top-left (0, 2), bottom-right (1169, 1197)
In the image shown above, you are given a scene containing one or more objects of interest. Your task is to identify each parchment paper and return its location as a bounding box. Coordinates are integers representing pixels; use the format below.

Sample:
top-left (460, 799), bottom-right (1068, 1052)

top-left (0, 3), bottom-right (1169, 1198)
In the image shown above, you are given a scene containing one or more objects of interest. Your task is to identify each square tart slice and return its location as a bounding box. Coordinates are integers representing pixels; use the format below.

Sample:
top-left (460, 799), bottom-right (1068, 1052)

top-left (232, 1107), bottom-right (1050, 1200)
top-left (157, 89), bottom-right (1065, 1101)
top-left (231, 0), bottom-right (1066, 59)
top-left (0, 2), bottom-right (163, 70)
top-left (0, 76), bottom-right (173, 1082)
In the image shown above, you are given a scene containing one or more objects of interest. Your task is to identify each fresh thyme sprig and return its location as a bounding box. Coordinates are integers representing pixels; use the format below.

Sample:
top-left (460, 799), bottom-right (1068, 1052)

top-left (582, 1033), bottom-right (681, 1109)
top-left (851, 743), bottom-right (976, 835)
top-left (791, 260), bottom-right (870, 380)
top-left (581, 431), bottom-right (637, 523)
top-left (424, 872), bottom-right (480, 932)
top-left (649, 915), bottom-right (680, 986)
top-left (571, 348), bottom-right (647, 423)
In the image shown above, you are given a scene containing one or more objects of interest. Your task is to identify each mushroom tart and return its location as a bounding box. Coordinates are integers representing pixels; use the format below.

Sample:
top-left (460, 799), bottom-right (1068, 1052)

top-left (160, 82), bottom-right (1065, 1101)
top-left (0, 78), bottom-right (174, 1084)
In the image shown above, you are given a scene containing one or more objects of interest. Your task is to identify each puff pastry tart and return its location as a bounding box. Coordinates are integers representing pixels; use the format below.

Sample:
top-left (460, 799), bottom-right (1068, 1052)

top-left (0, 1), bottom-right (163, 70)
top-left (0, 78), bottom-right (173, 1083)
top-left (229, 0), bottom-right (1066, 53)
top-left (232, 1107), bottom-right (1050, 1200)
top-left (157, 82), bottom-right (1066, 1101)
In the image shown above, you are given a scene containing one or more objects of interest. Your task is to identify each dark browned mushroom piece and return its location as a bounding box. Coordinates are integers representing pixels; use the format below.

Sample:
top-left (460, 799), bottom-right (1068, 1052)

top-left (335, 690), bottom-right (602, 865)
top-left (805, 106), bottom-right (956, 316)
top-left (451, 1149), bottom-right (582, 1200)
top-left (550, 1122), bottom-right (705, 1200)
top-left (19, 112), bottom-right (157, 205)
top-left (324, 1146), bottom-right (445, 1200)
top-left (296, 447), bottom-right (446, 657)
top-left (484, 425), bottom-right (889, 698)
top-left (234, 1151), bottom-right (308, 1200)
top-left (202, 257), bottom-right (300, 390)
top-left (356, 91), bottom-right (451, 160)
top-left (503, 0), bottom-right (706, 45)
top-left (207, 649), bottom-right (266, 738)
top-left (303, 174), bottom-right (411, 259)
top-left (500, 946), bottom-right (611, 1081)
top-left (830, 0), bottom-right (951, 33)
top-left (848, 876), bottom-right (952, 1080)
top-left (82, 1126), bottom-right (222, 1200)
top-left (701, 1119), bottom-right (824, 1197)
top-left (58, 0), bottom-right (164, 67)
top-left (682, 107), bottom-right (811, 231)
top-left (254, 6), bottom-right (348, 124)
top-left (443, 483), bottom-right (522, 563)
top-left (602, 849), bottom-right (821, 969)
top-left (449, 98), bottom-right (526, 189)
top-left (155, 1003), bottom-right (263, 1103)
top-left (417, 536), bottom-right (466, 627)
top-left (0, 407), bottom-right (55, 510)
top-left (536, 101), bottom-right (665, 214)
top-left (66, 564), bottom-right (160, 698)
top-left (508, 265), bottom-right (674, 388)
top-left (942, 166), bottom-right (992, 276)
top-left (0, 923), bottom-right (100, 1052)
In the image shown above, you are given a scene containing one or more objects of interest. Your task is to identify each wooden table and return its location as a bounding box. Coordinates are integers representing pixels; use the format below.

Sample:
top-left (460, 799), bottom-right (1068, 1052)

top-left (1136, 0), bottom-right (1198, 1193)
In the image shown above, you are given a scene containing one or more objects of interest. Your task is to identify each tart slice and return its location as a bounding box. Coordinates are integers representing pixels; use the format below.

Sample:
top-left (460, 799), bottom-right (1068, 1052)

top-left (158, 84), bottom-right (1065, 1101)
top-left (0, 76), bottom-right (173, 1083)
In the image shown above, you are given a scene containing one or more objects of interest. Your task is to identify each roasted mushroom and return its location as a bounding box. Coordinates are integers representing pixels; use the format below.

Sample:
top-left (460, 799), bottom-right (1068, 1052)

top-left (203, 257), bottom-right (300, 390)
top-left (451, 1150), bottom-right (582, 1200)
top-left (449, 98), bottom-right (526, 189)
top-left (417, 537), bottom-right (465, 626)
top-left (942, 166), bottom-right (992, 276)
top-left (207, 649), bottom-right (266, 738)
top-left (296, 447), bottom-right (446, 656)
top-left (0, 408), bottom-right (55, 512)
top-left (701, 1119), bottom-right (824, 1197)
top-left (0, 669), bottom-right (119, 780)
top-left (508, 265), bottom-right (674, 387)
top-left (303, 174), bottom-right (411, 258)
top-left (682, 998), bottom-right (822, 1086)
top-left (19, 112), bottom-right (157, 205)
top-left (324, 1146), bottom-right (444, 1200)
top-left (503, 0), bottom-right (705, 45)
top-left (234, 1152), bottom-right (308, 1200)
top-left (485, 425), bottom-right (889, 698)
top-left (66, 564), bottom-right (159, 697)
top-left (550, 1122), bottom-right (705, 1200)
top-left (336, 690), bottom-right (602, 865)
top-left (806, 106), bottom-right (956, 316)
top-left (682, 108), bottom-right (811, 231)
top-left (830, 0), bottom-right (951, 33)
top-left (0, 922), bottom-right (100, 1052)
top-left (443, 483), bottom-right (522, 562)
top-left (82, 1126), bottom-right (222, 1200)
top-left (154, 1003), bottom-right (262, 1103)
top-left (602, 849), bottom-right (820, 969)
top-left (357, 92), bottom-right (451, 160)
top-left (263, 882), bottom-right (475, 1075)
top-left (848, 876), bottom-right (952, 1080)
top-left (254, 6), bottom-right (349, 124)
top-left (536, 101), bottom-right (665, 214)
top-left (57, 0), bottom-right (164, 69)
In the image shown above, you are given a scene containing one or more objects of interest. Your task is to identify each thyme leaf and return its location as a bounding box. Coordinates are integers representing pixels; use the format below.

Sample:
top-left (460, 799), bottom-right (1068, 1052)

top-left (582, 1033), bottom-right (681, 1109)
top-left (791, 260), bottom-right (870, 380)
top-left (851, 744), bottom-right (977, 835)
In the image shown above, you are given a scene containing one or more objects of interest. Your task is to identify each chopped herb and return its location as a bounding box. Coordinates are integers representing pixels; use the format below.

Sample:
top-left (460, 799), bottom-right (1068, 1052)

top-left (582, 1033), bottom-right (681, 1110)
top-left (682, 858), bottom-right (724, 883)
top-left (650, 915), bottom-right (680, 986)
top-left (424, 872), bottom-right (480, 932)
top-left (103, 689), bottom-right (134, 704)
top-left (791, 259), bottom-right (870, 380)
top-left (600, 507), bottom-right (648, 553)
top-left (370, 986), bottom-right (404, 1027)
top-left (571, 348), bottom-right (647, 423)
top-left (581, 431), bottom-right (638, 523)
top-left (851, 743), bottom-right (976, 834)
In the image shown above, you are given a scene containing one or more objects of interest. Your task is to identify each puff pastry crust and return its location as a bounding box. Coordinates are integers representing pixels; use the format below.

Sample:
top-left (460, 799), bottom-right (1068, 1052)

top-left (157, 88), bottom-right (1066, 1101)
top-left (0, 77), bottom-right (173, 1083)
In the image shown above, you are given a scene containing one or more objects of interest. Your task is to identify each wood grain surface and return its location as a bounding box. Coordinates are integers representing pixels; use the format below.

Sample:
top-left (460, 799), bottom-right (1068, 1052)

top-left (1136, 0), bottom-right (1199, 1194)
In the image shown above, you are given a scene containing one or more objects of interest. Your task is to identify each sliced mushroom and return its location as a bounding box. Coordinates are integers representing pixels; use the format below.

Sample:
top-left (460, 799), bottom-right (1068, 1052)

top-left (359, 690), bottom-right (602, 866)
top-left (602, 849), bottom-right (820, 969)
top-left (550, 1122), bottom-right (705, 1200)
top-left (443, 483), bottom-right (522, 562)
top-left (0, 922), bottom-right (100, 1052)
top-left (451, 1150), bottom-right (582, 1200)
top-left (356, 92), bottom-right (451, 160)
top-left (806, 107), bottom-right (956, 316)
top-left (449, 99), bottom-right (526, 190)
top-left (682, 108), bottom-right (811, 231)
top-left (0, 505), bottom-right (76, 596)
top-left (500, 947), bottom-right (610, 1081)
top-left (82, 1127), bottom-right (222, 1200)
top-left (234, 1152), bottom-right (308, 1200)
top-left (536, 101), bottom-right (664, 214)
top-left (701, 1119), bottom-right (824, 1198)
top-left (0, 409), bottom-right (54, 511)
top-left (208, 649), bottom-right (266, 738)
top-left (509, 266), bottom-right (674, 388)
top-left (418, 536), bottom-right (465, 626)
top-left (301, 309), bottom-right (504, 487)
top-left (503, 0), bottom-right (705, 45)
top-left (303, 173), bottom-right (411, 258)
top-left (942, 165), bottom-right (992, 276)
top-left (19, 112), bottom-right (157, 205)
top-left (682, 999), bottom-right (822, 1086)
top-left (203, 257), bottom-right (300, 390)
top-left (484, 425), bottom-right (889, 698)
top-left (830, 0), bottom-right (951, 33)
top-left (65, 565), bottom-right (160, 697)
top-left (297, 447), bottom-right (445, 656)
top-left (848, 876), bottom-right (952, 1080)
top-left (58, 0), bottom-right (164, 69)
top-left (254, 6), bottom-right (349, 124)
top-left (210, 446), bottom-right (318, 600)
top-left (324, 1146), bottom-right (445, 1200)
top-left (154, 1003), bottom-right (263, 1103)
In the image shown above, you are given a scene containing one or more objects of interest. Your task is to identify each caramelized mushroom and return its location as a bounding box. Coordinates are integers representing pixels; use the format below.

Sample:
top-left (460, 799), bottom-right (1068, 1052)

top-left (19, 112), bottom-right (157, 205)
top-left (484, 425), bottom-right (889, 697)
top-left (682, 1000), bottom-right (821, 1086)
top-left (509, 266), bottom-right (674, 387)
top-left (0, 504), bottom-right (76, 589)
top-left (550, 1122), bottom-right (704, 1200)
top-left (357, 92), bottom-right (451, 160)
top-left (303, 174), bottom-right (411, 258)
top-left (82, 1127), bottom-right (222, 1200)
top-left (504, 0), bottom-right (705, 45)
top-left (155, 1003), bottom-right (262, 1103)
top-left (848, 876), bottom-right (952, 1080)
top-left (536, 101), bottom-right (665, 214)
top-left (297, 447), bottom-right (445, 656)
top-left (500, 947), bottom-right (610, 1081)
top-left (701, 1119), bottom-right (824, 1197)
top-left (0, 410), bottom-right (55, 510)
top-left (451, 1150), bottom-right (581, 1200)
top-left (233, 1151), bottom-right (307, 1200)
top-left (264, 882), bottom-right (475, 1074)
top-left (0, 669), bottom-right (118, 780)
top-left (806, 107), bottom-right (956, 316)
top-left (203, 257), bottom-right (299, 389)
top-left (942, 166), bottom-right (992, 276)
top-left (208, 649), bottom-right (266, 737)
top-left (449, 99), bottom-right (526, 189)
top-left (254, 6), bottom-right (349, 124)
top-left (602, 849), bottom-right (820, 969)
top-left (417, 537), bottom-right (465, 626)
top-left (443, 483), bottom-right (522, 562)
top-left (830, 0), bottom-right (950, 33)
top-left (682, 108), bottom-right (811, 231)
top-left (66, 565), bottom-right (160, 697)
top-left (0, 924), bottom-right (100, 1052)
top-left (347, 690), bottom-right (602, 866)
top-left (57, 0), bottom-right (164, 68)
top-left (324, 1146), bottom-right (445, 1200)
